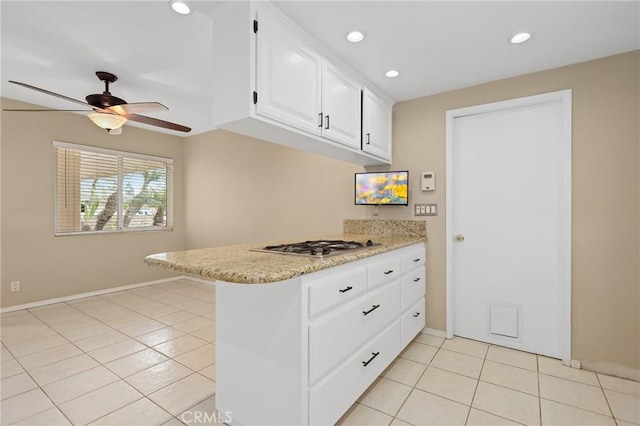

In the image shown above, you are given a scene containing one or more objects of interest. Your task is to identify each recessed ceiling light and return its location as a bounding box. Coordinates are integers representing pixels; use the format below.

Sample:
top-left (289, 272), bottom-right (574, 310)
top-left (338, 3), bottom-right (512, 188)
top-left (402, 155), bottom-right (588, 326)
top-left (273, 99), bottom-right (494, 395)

top-left (346, 30), bottom-right (365, 43)
top-left (510, 32), bottom-right (531, 44)
top-left (170, 0), bottom-right (190, 15)
top-left (385, 70), bottom-right (400, 78)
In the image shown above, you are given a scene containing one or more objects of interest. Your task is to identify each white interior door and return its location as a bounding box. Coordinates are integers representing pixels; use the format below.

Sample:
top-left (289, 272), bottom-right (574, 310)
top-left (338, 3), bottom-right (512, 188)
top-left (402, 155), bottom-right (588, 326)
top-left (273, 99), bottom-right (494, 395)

top-left (447, 91), bottom-right (572, 359)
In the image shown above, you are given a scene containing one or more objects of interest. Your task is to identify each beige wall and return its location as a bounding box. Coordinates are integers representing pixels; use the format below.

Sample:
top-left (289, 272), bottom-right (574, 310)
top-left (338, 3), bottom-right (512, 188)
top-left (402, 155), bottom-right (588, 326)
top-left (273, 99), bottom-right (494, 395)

top-left (0, 103), bottom-right (368, 310)
top-left (1, 99), bottom-right (186, 308)
top-left (183, 129), bottom-right (364, 249)
top-left (381, 51), bottom-right (640, 377)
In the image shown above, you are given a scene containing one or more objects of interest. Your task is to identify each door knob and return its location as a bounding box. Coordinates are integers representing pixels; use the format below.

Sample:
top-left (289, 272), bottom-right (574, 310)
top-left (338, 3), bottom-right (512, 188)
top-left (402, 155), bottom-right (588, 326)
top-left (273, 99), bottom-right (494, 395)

top-left (455, 234), bottom-right (465, 242)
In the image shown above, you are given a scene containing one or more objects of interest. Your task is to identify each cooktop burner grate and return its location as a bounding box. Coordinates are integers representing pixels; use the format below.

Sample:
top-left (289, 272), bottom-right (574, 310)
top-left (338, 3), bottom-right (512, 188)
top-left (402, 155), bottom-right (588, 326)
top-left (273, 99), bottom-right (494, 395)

top-left (250, 239), bottom-right (376, 258)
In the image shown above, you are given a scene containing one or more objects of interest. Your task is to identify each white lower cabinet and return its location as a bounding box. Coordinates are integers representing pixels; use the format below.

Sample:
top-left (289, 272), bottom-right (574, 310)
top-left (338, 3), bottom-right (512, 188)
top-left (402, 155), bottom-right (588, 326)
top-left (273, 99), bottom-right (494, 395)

top-left (368, 254), bottom-right (402, 290)
top-left (215, 243), bottom-right (425, 425)
top-left (309, 321), bottom-right (401, 425)
top-left (402, 297), bottom-right (426, 348)
top-left (401, 265), bottom-right (426, 310)
top-left (309, 280), bottom-right (401, 385)
top-left (307, 265), bottom-right (367, 317)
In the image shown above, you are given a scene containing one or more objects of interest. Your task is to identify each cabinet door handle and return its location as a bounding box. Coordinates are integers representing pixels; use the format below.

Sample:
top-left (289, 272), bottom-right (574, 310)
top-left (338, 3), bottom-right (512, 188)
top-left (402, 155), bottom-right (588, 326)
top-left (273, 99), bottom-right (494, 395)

top-left (339, 286), bottom-right (353, 293)
top-left (383, 270), bottom-right (394, 275)
top-left (413, 258), bottom-right (421, 263)
top-left (365, 132), bottom-right (371, 145)
top-left (413, 278), bottom-right (420, 282)
top-left (413, 312), bottom-right (421, 318)
top-left (363, 304), bottom-right (380, 316)
top-left (325, 114), bottom-right (330, 130)
top-left (318, 112), bottom-right (323, 128)
top-left (362, 351), bottom-right (380, 367)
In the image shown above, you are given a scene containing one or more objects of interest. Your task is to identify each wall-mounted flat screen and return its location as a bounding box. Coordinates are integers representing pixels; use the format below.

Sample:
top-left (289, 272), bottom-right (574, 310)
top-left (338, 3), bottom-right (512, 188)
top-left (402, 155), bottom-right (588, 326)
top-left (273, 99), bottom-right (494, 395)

top-left (355, 171), bottom-right (409, 205)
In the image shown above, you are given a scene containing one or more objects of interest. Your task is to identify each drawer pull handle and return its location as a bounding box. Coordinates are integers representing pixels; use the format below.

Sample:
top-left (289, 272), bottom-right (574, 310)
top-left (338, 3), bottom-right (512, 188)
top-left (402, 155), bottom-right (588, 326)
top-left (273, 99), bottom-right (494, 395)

top-left (339, 286), bottom-right (353, 293)
top-left (413, 312), bottom-right (421, 318)
top-left (363, 304), bottom-right (380, 316)
top-left (413, 258), bottom-right (421, 262)
top-left (413, 278), bottom-right (420, 282)
top-left (362, 351), bottom-right (380, 367)
top-left (383, 270), bottom-right (394, 275)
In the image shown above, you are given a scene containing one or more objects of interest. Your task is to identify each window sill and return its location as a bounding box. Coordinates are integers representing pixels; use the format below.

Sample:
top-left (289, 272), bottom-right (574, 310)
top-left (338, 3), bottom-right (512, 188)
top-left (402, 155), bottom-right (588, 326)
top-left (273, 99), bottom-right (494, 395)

top-left (55, 227), bottom-right (174, 237)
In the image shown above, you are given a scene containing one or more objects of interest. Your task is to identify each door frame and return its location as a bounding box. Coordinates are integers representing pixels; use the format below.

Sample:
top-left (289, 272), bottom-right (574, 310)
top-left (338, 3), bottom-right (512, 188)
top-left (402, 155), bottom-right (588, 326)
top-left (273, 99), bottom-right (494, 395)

top-left (445, 90), bottom-right (573, 362)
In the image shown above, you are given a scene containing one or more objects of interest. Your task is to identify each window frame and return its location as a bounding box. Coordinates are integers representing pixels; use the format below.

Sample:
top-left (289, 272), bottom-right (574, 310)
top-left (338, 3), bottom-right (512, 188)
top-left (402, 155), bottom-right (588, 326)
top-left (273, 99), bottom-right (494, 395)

top-left (53, 141), bottom-right (174, 236)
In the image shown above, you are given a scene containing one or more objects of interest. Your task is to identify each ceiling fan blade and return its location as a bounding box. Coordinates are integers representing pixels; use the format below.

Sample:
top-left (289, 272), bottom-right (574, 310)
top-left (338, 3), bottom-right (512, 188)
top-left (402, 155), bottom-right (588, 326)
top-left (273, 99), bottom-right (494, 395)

top-left (9, 80), bottom-right (93, 108)
top-left (123, 113), bottom-right (191, 133)
top-left (108, 102), bottom-right (168, 115)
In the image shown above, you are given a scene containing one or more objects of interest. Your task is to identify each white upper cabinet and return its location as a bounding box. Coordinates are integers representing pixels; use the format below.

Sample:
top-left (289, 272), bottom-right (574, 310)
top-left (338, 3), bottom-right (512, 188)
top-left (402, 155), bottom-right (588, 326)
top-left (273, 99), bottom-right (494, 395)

top-left (257, 12), bottom-right (362, 150)
top-left (362, 88), bottom-right (392, 160)
top-left (321, 62), bottom-right (362, 149)
top-left (210, 2), bottom-right (392, 166)
top-left (256, 10), bottom-right (322, 135)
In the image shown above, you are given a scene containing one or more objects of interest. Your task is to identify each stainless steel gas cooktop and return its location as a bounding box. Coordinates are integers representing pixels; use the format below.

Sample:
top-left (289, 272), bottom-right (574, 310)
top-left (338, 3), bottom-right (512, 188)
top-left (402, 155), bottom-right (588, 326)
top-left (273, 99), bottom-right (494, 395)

top-left (250, 239), bottom-right (378, 259)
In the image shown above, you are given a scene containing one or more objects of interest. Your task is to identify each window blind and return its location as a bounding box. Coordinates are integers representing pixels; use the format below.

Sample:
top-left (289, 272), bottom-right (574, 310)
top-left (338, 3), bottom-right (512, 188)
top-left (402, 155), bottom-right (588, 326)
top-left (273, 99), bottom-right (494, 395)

top-left (54, 141), bottom-right (173, 235)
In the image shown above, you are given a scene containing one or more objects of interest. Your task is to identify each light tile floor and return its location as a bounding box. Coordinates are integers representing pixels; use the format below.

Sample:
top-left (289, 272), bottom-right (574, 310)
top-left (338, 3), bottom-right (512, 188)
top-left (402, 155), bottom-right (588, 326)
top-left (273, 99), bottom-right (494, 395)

top-left (0, 279), bottom-right (638, 426)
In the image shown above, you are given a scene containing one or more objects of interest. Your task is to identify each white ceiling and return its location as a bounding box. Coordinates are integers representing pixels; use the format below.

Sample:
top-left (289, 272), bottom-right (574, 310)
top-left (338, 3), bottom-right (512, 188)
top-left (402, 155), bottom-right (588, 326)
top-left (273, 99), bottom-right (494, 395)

top-left (2, 1), bottom-right (638, 137)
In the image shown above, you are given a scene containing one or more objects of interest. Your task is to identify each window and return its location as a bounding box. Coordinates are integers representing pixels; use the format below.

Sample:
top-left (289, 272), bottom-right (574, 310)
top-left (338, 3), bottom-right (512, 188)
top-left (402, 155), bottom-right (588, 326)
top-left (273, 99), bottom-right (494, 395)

top-left (54, 141), bottom-right (173, 235)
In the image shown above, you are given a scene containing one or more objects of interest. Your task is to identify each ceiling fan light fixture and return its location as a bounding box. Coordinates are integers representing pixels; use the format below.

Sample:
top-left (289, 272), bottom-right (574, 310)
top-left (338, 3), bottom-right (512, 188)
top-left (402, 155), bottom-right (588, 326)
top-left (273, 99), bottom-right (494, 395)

top-left (170, 0), bottom-right (191, 15)
top-left (88, 113), bottom-right (127, 132)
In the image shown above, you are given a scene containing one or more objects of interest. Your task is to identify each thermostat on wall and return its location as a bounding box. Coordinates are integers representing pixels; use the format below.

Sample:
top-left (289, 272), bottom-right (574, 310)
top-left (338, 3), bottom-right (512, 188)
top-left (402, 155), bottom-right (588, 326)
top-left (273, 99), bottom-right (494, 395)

top-left (421, 171), bottom-right (435, 191)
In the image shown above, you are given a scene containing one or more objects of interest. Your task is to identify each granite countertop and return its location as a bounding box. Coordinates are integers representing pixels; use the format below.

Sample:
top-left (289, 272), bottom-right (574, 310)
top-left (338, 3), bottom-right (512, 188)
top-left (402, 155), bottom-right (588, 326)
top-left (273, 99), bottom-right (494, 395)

top-left (145, 232), bottom-right (426, 284)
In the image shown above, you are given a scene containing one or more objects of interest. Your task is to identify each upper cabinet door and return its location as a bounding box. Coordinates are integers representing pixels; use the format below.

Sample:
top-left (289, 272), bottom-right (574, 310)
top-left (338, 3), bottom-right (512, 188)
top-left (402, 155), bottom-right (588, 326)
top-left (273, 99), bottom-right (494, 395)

top-left (362, 88), bottom-right (392, 160)
top-left (321, 63), bottom-right (362, 149)
top-left (256, 11), bottom-right (322, 135)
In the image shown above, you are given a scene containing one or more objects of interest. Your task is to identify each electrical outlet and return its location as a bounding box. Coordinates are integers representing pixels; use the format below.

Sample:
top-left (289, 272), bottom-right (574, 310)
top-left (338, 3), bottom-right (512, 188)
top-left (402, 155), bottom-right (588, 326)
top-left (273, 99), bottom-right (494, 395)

top-left (10, 281), bottom-right (21, 292)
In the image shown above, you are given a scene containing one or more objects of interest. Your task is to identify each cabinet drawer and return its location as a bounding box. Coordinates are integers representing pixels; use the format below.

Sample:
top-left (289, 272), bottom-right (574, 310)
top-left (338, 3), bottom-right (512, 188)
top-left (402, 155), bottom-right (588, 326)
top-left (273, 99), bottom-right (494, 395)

top-left (368, 255), bottom-right (401, 290)
top-left (401, 265), bottom-right (425, 311)
top-left (309, 320), bottom-right (401, 426)
top-left (401, 244), bottom-right (426, 272)
top-left (309, 282), bottom-right (400, 385)
top-left (308, 266), bottom-right (366, 317)
top-left (401, 297), bottom-right (425, 348)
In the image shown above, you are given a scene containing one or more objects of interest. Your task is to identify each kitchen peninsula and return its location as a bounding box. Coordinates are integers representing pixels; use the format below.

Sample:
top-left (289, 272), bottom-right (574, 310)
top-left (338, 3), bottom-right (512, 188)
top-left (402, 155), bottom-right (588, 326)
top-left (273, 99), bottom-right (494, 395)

top-left (145, 220), bottom-right (427, 425)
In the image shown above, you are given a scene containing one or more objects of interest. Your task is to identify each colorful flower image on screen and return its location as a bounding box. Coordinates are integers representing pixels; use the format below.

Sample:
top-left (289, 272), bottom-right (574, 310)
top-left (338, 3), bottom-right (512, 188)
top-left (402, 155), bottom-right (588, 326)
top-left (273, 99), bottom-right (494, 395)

top-left (355, 171), bottom-right (409, 205)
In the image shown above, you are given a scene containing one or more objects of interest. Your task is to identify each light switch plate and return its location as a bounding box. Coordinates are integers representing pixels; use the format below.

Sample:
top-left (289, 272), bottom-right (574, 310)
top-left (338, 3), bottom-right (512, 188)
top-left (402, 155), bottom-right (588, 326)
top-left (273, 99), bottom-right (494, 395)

top-left (414, 203), bottom-right (437, 216)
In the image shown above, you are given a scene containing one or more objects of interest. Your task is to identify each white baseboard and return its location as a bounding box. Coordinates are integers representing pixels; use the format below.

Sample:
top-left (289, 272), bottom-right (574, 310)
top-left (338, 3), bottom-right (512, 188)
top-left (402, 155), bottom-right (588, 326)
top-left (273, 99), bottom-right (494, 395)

top-left (581, 360), bottom-right (640, 382)
top-left (562, 359), bottom-right (582, 369)
top-left (421, 327), bottom-right (447, 338)
top-left (0, 275), bottom-right (190, 314)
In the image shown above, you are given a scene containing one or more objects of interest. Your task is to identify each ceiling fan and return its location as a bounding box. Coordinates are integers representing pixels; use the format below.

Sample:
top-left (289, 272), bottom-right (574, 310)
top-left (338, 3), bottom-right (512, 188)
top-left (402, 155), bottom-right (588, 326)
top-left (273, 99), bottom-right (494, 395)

top-left (5, 71), bottom-right (191, 134)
